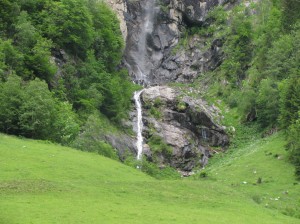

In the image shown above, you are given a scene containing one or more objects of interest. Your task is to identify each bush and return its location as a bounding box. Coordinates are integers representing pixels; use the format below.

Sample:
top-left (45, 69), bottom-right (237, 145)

top-left (148, 135), bottom-right (173, 160)
top-left (237, 87), bottom-right (257, 122)
top-left (0, 75), bottom-right (79, 144)
top-left (286, 112), bottom-right (300, 179)
top-left (124, 156), bottom-right (180, 180)
top-left (0, 75), bottom-right (24, 134)
top-left (256, 78), bottom-right (279, 128)
top-left (199, 171), bottom-right (208, 178)
top-left (71, 112), bottom-right (118, 160)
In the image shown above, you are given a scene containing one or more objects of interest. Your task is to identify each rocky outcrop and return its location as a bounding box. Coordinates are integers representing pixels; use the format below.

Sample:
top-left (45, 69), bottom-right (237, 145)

top-left (104, 133), bottom-right (135, 160)
top-left (171, 0), bottom-right (227, 26)
top-left (139, 86), bottom-right (229, 171)
top-left (123, 0), bottom-right (235, 85)
top-left (153, 35), bottom-right (224, 84)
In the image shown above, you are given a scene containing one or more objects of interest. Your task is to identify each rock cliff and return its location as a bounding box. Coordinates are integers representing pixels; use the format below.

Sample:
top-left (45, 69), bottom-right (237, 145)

top-left (106, 0), bottom-right (235, 171)
top-left (123, 0), bottom-right (235, 85)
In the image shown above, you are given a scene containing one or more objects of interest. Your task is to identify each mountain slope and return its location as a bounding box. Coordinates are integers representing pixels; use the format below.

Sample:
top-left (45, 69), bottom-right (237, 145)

top-left (205, 132), bottom-right (300, 218)
top-left (0, 134), bottom-right (299, 223)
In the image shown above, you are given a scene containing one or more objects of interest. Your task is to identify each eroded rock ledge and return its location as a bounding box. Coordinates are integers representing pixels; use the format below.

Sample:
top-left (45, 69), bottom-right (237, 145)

top-left (139, 86), bottom-right (228, 171)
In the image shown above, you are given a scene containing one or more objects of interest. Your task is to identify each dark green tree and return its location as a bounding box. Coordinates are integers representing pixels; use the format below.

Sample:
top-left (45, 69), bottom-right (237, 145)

top-left (19, 78), bottom-right (79, 143)
top-left (19, 78), bottom-right (58, 139)
top-left (14, 11), bottom-right (56, 82)
top-left (286, 112), bottom-right (300, 179)
top-left (0, 75), bottom-right (24, 134)
top-left (87, 0), bottom-right (124, 71)
top-left (279, 77), bottom-right (300, 129)
top-left (256, 78), bottom-right (280, 128)
top-left (282, 0), bottom-right (300, 30)
top-left (41, 0), bottom-right (93, 59)
top-left (0, 39), bottom-right (23, 78)
top-left (0, 1), bottom-right (20, 37)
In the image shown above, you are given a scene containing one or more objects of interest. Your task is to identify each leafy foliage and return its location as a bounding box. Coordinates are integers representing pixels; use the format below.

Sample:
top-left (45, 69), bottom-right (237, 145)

top-left (256, 79), bottom-right (280, 127)
top-left (0, 0), bottom-right (136, 151)
top-left (194, 0), bottom-right (300, 177)
top-left (286, 113), bottom-right (300, 179)
top-left (148, 135), bottom-right (173, 160)
top-left (0, 75), bottom-right (79, 144)
top-left (124, 156), bottom-right (180, 180)
top-left (71, 112), bottom-right (118, 160)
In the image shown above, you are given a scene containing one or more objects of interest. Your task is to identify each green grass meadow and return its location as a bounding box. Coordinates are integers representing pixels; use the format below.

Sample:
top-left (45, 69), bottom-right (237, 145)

top-left (0, 133), bottom-right (299, 223)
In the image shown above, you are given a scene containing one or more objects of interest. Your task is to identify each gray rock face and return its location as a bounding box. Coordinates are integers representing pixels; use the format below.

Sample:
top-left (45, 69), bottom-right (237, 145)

top-left (178, 0), bottom-right (220, 25)
top-left (124, 0), bottom-right (179, 85)
top-left (123, 0), bottom-right (233, 85)
top-left (104, 134), bottom-right (136, 160)
top-left (140, 86), bottom-right (228, 171)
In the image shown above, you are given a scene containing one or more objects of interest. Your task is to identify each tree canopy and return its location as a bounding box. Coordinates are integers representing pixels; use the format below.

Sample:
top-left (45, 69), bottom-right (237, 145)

top-left (0, 0), bottom-right (136, 147)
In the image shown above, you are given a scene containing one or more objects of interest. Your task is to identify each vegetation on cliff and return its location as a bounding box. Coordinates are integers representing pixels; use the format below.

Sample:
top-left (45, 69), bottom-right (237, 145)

top-left (177, 0), bottom-right (300, 178)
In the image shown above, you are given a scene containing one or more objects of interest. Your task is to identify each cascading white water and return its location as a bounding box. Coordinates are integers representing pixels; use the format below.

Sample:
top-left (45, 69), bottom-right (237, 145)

top-left (201, 129), bottom-right (207, 140)
top-left (134, 89), bottom-right (144, 160)
top-left (132, 0), bottom-right (156, 84)
top-left (132, 0), bottom-right (156, 160)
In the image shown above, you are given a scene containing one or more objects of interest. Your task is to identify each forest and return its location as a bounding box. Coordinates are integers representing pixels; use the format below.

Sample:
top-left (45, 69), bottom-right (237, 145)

top-left (0, 0), bottom-right (137, 153)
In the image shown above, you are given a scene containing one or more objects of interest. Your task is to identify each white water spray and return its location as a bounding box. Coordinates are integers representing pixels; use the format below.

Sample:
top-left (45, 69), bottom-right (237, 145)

top-left (132, 0), bottom-right (156, 84)
top-left (134, 89), bottom-right (144, 160)
top-left (132, 0), bottom-right (156, 161)
top-left (201, 129), bottom-right (207, 140)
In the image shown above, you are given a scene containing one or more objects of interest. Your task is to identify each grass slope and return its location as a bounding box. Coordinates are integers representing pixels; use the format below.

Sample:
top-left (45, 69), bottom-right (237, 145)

top-left (0, 133), bottom-right (299, 223)
top-left (204, 132), bottom-right (300, 219)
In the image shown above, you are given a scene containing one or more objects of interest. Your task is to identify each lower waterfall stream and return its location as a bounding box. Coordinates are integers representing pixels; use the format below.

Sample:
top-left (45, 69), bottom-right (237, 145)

top-left (134, 89), bottom-right (144, 160)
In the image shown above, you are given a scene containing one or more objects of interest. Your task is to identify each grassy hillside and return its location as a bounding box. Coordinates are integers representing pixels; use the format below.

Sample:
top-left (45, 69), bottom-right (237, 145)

top-left (0, 133), bottom-right (299, 224)
top-left (204, 132), bottom-right (300, 218)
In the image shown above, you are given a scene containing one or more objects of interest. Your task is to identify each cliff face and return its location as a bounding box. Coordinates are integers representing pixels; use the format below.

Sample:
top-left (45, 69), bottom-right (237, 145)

top-left (123, 0), bottom-right (234, 85)
top-left (107, 0), bottom-right (235, 171)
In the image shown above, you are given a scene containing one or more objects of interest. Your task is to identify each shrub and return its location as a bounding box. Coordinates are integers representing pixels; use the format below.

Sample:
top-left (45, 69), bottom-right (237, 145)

top-left (256, 78), bottom-right (279, 128)
top-left (286, 112), bottom-right (300, 179)
top-left (71, 112), bottom-right (118, 160)
top-left (0, 75), bottom-right (79, 144)
top-left (199, 171), bottom-right (208, 178)
top-left (124, 156), bottom-right (180, 180)
top-left (148, 135), bottom-right (173, 160)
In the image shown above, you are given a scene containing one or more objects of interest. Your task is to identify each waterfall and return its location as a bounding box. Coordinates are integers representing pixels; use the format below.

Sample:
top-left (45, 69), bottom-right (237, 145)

top-left (201, 129), bottom-right (207, 140)
top-left (131, 0), bottom-right (156, 85)
top-left (134, 89), bottom-right (144, 160)
top-left (132, 0), bottom-right (156, 160)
